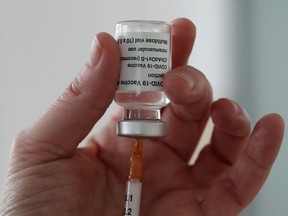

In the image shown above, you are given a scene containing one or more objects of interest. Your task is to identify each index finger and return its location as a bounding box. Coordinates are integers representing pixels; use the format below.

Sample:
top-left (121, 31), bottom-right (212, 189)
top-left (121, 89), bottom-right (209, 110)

top-left (171, 18), bottom-right (196, 68)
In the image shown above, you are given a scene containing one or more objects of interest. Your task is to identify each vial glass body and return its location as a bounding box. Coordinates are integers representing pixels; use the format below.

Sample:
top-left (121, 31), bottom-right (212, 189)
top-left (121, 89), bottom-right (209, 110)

top-left (115, 20), bottom-right (171, 137)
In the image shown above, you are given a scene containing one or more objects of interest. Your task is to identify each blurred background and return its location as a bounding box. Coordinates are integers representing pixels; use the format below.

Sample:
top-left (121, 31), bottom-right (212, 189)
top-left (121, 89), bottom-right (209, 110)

top-left (0, 0), bottom-right (287, 215)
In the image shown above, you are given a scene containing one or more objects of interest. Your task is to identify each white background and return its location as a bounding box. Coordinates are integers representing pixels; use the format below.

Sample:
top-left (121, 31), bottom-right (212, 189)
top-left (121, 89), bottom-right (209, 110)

top-left (0, 0), bottom-right (287, 215)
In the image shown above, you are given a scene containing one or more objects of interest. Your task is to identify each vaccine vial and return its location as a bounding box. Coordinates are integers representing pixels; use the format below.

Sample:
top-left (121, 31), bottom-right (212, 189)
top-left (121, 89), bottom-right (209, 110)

top-left (114, 20), bottom-right (171, 137)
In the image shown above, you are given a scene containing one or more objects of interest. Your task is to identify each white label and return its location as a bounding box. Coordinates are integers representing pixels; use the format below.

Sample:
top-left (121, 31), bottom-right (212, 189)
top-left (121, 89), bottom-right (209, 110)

top-left (116, 32), bottom-right (171, 92)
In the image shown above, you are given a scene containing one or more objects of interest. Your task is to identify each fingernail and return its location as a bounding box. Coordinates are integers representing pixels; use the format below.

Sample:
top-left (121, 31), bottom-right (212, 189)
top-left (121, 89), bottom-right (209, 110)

top-left (88, 34), bottom-right (103, 67)
top-left (231, 100), bottom-right (250, 120)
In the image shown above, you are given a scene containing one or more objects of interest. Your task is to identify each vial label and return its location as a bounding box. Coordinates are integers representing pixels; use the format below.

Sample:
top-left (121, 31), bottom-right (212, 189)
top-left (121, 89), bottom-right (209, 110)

top-left (116, 32), bottom-right (171, 92)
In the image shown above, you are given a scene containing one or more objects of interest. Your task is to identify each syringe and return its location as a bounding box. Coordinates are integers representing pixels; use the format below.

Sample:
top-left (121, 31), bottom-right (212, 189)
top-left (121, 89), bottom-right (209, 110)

top-left (124, 138), bottom-right (143, 216)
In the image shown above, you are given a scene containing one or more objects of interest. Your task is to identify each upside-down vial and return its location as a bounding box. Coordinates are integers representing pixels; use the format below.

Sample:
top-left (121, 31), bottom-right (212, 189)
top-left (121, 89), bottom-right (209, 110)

top-left (114, 20), bottom-right (172, 137)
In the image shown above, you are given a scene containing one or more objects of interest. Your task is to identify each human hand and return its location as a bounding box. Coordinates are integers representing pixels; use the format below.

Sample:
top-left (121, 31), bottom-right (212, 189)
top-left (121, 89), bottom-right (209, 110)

top-left (0, 18), bottom-right (285, 216)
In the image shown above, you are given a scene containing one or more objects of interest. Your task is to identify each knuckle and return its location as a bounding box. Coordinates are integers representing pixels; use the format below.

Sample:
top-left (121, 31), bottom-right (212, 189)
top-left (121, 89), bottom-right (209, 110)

top-left (61, 64), bottom-right (94, 101)
top-left (57, 70), bottom-right (88, 108)
top-left (13, 129), bottom-right (30, 148)
top-left (68, 76), bottom-right (82, 97)
top-left (11, 129), bottom-right (34, 157)
top-left (63, 73), bottom-right (84, 99)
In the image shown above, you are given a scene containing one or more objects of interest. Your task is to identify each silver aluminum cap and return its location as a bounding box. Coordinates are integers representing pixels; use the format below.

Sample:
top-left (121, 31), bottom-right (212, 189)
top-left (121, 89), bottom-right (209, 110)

top-left (117, 119), bottom-right (166, 137)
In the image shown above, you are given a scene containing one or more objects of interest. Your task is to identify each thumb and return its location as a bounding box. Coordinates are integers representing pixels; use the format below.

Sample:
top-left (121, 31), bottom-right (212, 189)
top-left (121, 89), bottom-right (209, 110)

top-left (14, 32), bottom-right (120, 161)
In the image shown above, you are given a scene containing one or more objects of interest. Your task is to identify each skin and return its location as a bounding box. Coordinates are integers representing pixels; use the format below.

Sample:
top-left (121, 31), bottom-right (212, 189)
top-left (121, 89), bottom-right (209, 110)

top-left (0, 18), bottom-right (285, 216)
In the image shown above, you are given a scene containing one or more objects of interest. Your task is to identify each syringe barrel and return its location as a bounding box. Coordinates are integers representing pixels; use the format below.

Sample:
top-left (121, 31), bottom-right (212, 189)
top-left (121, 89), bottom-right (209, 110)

top-left (124, 179), bottom-right (142, 216)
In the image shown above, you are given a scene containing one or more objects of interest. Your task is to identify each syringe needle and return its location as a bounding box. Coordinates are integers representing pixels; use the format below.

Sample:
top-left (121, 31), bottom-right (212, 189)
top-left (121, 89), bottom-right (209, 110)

top-left (124, 138), bottom-right (143, 216)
